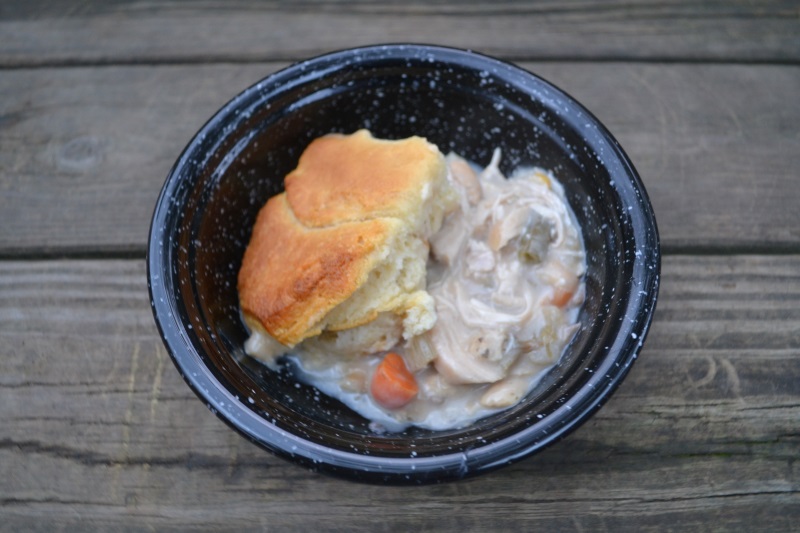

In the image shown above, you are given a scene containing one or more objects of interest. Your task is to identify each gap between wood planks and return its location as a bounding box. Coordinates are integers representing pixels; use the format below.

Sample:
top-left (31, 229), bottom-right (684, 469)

top-left (2, 56), bottom-right (800, 70)
top-left (3, 244), bottom-right (800, 262)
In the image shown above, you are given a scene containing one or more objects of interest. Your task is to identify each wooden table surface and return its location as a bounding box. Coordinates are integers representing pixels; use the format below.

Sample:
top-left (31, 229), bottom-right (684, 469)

top-left (2, 1), bottom-right (798, 531)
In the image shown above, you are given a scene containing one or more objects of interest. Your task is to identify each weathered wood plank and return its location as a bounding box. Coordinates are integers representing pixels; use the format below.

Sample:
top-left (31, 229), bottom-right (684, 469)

top-left (1, 62), bottom-right (798, 255)
top-left (1, 256), bottom-right (798, 530)
top-left (1, 1), bottom-right (799, 66)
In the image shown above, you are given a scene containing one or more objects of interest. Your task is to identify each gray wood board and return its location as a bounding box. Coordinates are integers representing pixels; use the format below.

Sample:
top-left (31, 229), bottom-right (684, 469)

top-left (1, 62), bottom-right (798, 256)
top-left (1, 256), bottom-right (798, 530)
top-left (1, 1), bottom-right (799, 65)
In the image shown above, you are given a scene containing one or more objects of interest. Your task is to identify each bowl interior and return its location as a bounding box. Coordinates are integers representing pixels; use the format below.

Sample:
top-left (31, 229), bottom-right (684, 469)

top-left (149, 45), bottom-right (660, 482)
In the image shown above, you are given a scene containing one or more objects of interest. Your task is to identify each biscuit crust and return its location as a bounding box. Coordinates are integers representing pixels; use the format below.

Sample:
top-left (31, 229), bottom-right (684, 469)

top-left (238, 130), bottom-right (449, 348)
top-left (238, 195), bottom-right (400, 345)
top-left (286, 130), bottom-right (443, 227)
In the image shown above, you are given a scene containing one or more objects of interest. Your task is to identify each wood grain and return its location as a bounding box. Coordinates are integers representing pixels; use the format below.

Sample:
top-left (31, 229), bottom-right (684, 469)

top-left (1, 62), bottom-right (799, 256)
top-left (1, 256), bottom-right (797, 531)
top-left (1, 1), bottom-right (799, 66)
top-left (3, 2), bottom-right (797, 531)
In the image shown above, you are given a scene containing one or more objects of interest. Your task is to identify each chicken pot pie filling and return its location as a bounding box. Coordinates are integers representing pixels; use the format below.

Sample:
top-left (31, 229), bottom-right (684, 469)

top-left (241, 132), bottom-right (585, 431)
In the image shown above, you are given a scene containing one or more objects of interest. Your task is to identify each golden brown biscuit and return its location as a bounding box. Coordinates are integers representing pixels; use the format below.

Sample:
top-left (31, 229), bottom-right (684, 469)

top-left (286, 129), bottom-right (446, 228)
top-left (238, 130), bottom-right (454, 350)
top-left (238, 194), bottom-right (401, 346)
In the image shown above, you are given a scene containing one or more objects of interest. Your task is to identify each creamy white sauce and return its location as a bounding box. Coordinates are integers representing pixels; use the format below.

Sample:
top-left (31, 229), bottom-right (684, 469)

top-left (246, 150), bottom-right (586, 431)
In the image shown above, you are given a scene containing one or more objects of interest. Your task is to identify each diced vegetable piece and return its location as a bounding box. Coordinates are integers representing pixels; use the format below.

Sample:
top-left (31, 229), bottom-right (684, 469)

top-left (518, 210), bottom-right (553, 264)
top-left (370, 352), bottom-right (419, 409)
top-left (550, 285), bottom-right (576, 307)
top-left (541, 260), bottom-right (579, 308)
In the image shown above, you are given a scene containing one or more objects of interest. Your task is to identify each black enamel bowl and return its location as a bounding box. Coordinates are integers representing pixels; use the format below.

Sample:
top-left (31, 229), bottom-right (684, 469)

top-left (148, 44), bottom-right (660, 484)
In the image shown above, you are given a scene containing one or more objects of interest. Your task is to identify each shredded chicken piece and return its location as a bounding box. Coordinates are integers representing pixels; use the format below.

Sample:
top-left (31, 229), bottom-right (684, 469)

top-left (446, 153), bottom-right (483, 205)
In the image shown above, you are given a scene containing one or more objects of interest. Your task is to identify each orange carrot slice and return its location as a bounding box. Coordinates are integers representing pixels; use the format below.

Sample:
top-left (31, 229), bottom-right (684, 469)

top-left (550, 285), bottom-right (576, 307)
top-left (543, 261), bottom-right (579, 308)
top-left (370, 352), bottom-right (418, 409)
